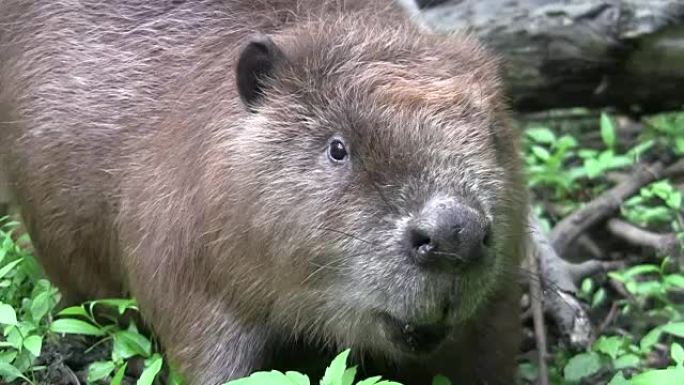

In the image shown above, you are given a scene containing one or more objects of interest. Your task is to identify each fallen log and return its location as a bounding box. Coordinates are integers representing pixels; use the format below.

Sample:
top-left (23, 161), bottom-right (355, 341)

top-left (413, 0), bottom-right (684, 114)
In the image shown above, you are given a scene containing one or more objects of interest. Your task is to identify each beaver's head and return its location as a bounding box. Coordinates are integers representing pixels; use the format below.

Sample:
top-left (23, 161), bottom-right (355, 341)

top-left (221, 14), bottom-right (526, 357)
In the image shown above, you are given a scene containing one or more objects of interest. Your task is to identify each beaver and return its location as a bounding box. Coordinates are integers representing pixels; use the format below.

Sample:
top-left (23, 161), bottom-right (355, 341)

top-left (0, 0), bottom-right (527, 384)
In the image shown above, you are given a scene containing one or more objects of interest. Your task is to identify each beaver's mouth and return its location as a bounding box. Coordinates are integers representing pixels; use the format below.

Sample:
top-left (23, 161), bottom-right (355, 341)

top-left (379, 312), bottom-right (451, 354)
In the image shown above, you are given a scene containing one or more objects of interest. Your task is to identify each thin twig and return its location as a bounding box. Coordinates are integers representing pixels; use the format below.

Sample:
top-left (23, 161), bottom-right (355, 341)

top-left (597, 302), bottom-right (620, 335)
top-left (567, 260), bottom-right (623, 283)
top-left (608, 278), bottom-right (637, 304)
top-left (527, 242), bottom-right (550, 385)
top-left (607, 218), bottom-right (680, 258)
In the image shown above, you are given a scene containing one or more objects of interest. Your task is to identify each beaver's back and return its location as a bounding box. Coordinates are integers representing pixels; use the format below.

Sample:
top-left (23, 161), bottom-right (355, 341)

top-left (0, 0), bottom-right (400, 300)
top-left (0, 0), bottom-right (387, 300)
top-left (0, 1), bottom-right (218, 298)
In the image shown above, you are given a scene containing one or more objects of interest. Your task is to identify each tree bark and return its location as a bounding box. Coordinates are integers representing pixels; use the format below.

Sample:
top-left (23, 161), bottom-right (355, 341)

top-left (415, 0), bottom-right (684, 114)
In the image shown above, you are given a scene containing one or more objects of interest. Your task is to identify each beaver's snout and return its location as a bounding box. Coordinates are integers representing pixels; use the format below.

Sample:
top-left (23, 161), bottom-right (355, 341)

top-left (405, 198), bottom-right (491, 269)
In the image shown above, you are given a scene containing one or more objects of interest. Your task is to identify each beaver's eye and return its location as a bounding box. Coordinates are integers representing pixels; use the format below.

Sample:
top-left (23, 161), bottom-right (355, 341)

top-left (328, 139), bottom-right (348, 162)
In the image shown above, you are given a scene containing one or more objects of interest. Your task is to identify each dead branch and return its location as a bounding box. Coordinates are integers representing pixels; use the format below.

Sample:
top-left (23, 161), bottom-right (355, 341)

top-left (528, 211), bottom-right (594, 349)
top-left (607, 218), bottom-right (681, 259)
top-left (414, 0), bottom-right (684, 113)
top-left (550, 162), bottom-right (665, 257)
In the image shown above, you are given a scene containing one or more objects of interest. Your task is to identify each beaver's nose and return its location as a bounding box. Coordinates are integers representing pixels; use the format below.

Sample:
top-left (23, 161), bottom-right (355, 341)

top-left (406, 199), bottom-right (490, 268)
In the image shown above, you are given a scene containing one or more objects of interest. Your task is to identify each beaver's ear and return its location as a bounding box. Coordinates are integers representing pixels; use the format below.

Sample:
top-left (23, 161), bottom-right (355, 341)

top-left (236, 34), bottom-right (286, 112)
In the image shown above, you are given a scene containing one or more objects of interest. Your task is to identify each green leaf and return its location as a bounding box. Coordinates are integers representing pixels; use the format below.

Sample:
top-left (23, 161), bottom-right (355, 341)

top-left (578, 148), bottom-right (599, 159)
top-left (226, 371), bottom-right (292, 385)
top-left (591, 288), bottom-right (607, 308)
top-left (584, 158), bottom-right (602, 179)
top-left (30, 291), bottom-right (52, 322)
top-left (56, 306), bottom-right (89, 318)
top-left (356, 376), bottom-right (383, 385)
top-left (49, 318), bottom-right (105, 336)
top-left (432, 375), bottom-right (452, 385)
top-left (17, 322), bottom-right (36, 337)
top-left (633, 280), bottom-right (665, 296)
top-left (557, 135), bottom-right (578, 149)
top-left (640, 326), bottom-right (664, 353)
top-left (608, 271), bottom-right (627, 283)
top-left (0, 304), bottom-right (17, 326)
top-left (88, 361), bottom-right (116, 383)
top-left (607, 371), bottom-right (629, 385)
top-left (671, 343), bottom-right (684, 366)
top-left (563, 352), bottom-right (602, 382)
top-left (607, 155), bottom-right (633, 170)
top-left (601, 112), bottom-right (616, 148)
top-left (651, 180), bottom-right (674, 198)
top-left (341, 366), bottom-right (357, 385)
top-left (5, 327), bottom-right (22, 349)
top-left (0, 259), bottom-right (22, 280)
top-left (593, 336), bottom-right (624, 360)
top-left (628, 139), bottom-right (655, 159)
top-left (580, 278), bottom-right (594, 296)
top-left (630, 367), bottom-right (684, 385)
top-left (614, 354), bottom-right (640, 369)
top-left (517, 362), bottom-right (538, 381)
top-left (623, 264), bottom-right (661, 279)
top-left (0, 351), bottom-right (17, 364)
top-left (526, 128), bottom-right (556, 144)
top-left (0, 362), bottom-right (28, 382)
top-left (663, 322), bottom-right (684, 338)
top-left (598, 149), bottom-right (615, 165)
top-left (136, 354), bottom-right (163, 385)
top-left (113, 330), bottom-right (152, 358)
top-left (285, 371), bottom-right (310, 385)
top-left (674, 136), bottom-right (684, 154)
top-left (94, 298), bottom-right (138, 315)
top-left (110, 363), bottom-right (128, 385)
top-left (321, 349), bottom-right (351, 385)
top-left (531, 145), bottom-right (551, 161)
top-left (667, 191), bottom-right (682, 209)
top-left (22, 335), bottom-right (42, 357)
top-left (665, 274), bottom-right (684, 289)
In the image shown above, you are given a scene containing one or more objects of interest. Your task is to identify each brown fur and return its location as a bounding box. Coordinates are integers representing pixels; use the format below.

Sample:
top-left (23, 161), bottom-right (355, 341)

top-left (0, 1), bottom-right (527, 384)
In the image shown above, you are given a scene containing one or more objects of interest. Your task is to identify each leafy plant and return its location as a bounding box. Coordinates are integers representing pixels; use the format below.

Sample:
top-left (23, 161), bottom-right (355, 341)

top-left (0, 219), bottom-right (60, 384)
top-left (524, 113), bottom-right (654, 202)
top-left (524, 126), bottom-right (583, 197)
top-left (225, 349), bottom-right (452, 385)
top-left (523, 109), bottom-right (684, 385)
top-left (622, 180), bottom-right (683, 227)
top-left (644, 111), bottom-right (684, 155)
top-left (50, 299), bottom-right (168, 385)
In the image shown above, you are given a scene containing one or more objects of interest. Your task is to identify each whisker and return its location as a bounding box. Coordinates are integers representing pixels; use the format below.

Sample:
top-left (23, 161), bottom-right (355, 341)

top-left (317, 227), bottom-right (376, 245)
top-left (371, 181), bottom-right (397, 214)
top-left (432, 250), bottom-right (467, 262)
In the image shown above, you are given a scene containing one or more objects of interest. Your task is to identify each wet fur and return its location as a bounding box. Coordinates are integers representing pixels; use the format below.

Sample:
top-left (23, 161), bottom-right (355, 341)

top-left (0, 1), bottom-right (527, 384)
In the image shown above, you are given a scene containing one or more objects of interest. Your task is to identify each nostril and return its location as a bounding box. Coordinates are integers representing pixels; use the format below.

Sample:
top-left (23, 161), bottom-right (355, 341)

top-left (411, 230), bottom-right (431, 249)
top-left (409, 229), bottom-right (435, 261)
